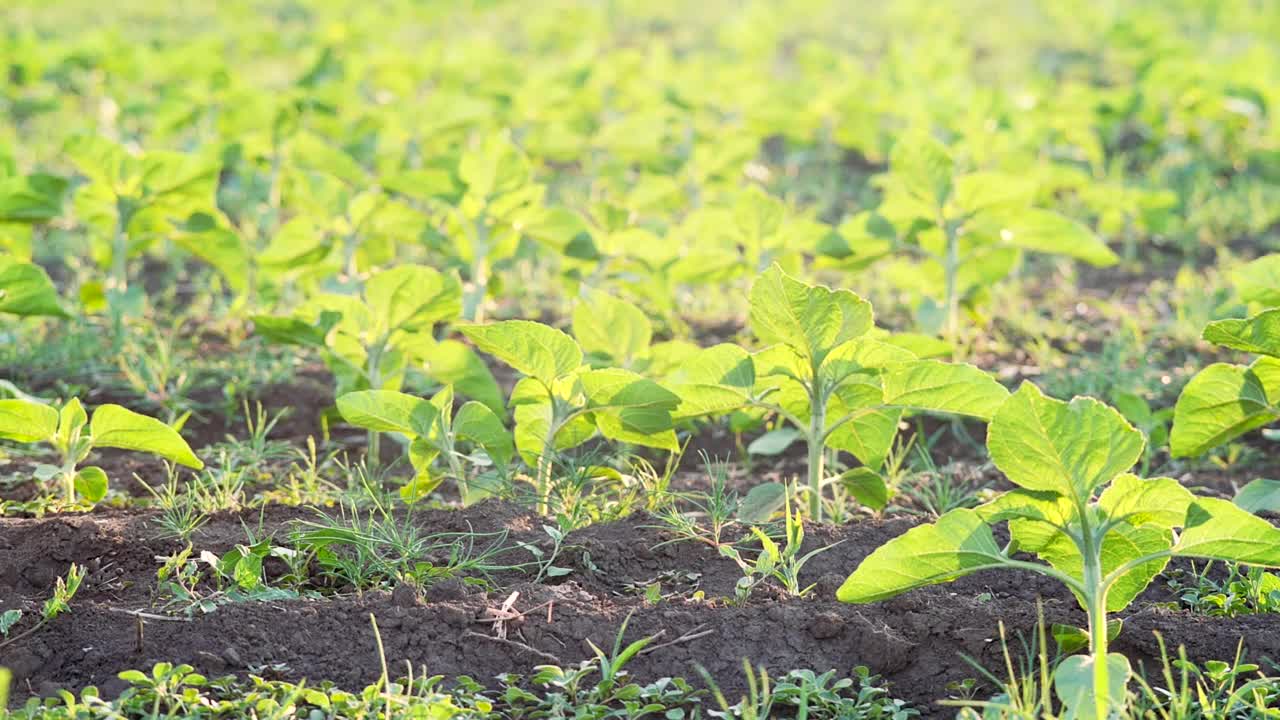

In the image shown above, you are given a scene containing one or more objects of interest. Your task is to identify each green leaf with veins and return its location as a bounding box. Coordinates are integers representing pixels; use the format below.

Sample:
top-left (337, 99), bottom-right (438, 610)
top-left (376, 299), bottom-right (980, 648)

top-left (1200, 308), bottom-right (1280, 357)
top-left (988, 382), bottom-right (1143, 500)
top-left (749, 263), bottom-right (872, 366)
top-left (336, 390), bottom-right (437, 436)
top-left (1036, 524), bottom-right (1172, 612)
top-left (453, 401), bottom-right (514, 468)
top-left (459, 320), bottom-right (582, 386)
top-left (1170, 359), bottom-right (1280, 457)
top-left (1176, 498), bottom-right (1280, 566)
top-left (836, 508), bottom-right (1005, 603)
top-left (0, 399), bottom-right (58, 443)
top-left (881, 360), bottom-right (1009, 420)
top-left (1097, 474), bottom-right (1194, 529)
top-left (90, 405), bottom-right (203, 469)
top-left (572, 289), bottom-right (652, 368)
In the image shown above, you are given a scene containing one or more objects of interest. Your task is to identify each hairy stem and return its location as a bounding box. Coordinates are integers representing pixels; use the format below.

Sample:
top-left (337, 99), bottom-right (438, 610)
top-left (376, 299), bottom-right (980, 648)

top-left (807, 399), bottom-right (826, 521)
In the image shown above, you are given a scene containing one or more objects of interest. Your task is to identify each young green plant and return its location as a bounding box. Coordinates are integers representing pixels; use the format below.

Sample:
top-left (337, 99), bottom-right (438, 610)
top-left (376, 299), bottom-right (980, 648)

top-left (459, 320), bottom-right (681, 515)
top-left (1170, 307), bottom-right (1280, 458)
top-left (826, 131), bottom-right (1117, 339)
top-left (255, 264), bottom-right (502, 461)
top-left (706, 264), bottom-right (1008, 520)
top-left (336, 384), bottom-right (514, 503)
top-left (0, 398), bottom-right (204, 503)
top-left (838, 382), bottom-right (1280, 719)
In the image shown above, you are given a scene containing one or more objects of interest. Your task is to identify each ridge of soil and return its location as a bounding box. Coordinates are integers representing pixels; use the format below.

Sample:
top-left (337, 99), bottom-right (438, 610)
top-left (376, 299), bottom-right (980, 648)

top-left (4, 501), bottom-right (1278, 715)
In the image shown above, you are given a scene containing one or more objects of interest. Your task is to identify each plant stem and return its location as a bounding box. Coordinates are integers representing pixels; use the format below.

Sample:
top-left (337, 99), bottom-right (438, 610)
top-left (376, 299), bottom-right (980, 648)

top-left (535, 402), bottom-right (562, 516)
top-left (1080, 513), bottom-right (1111, 720)
top-left (108, 213), bottom-right (129, 351)
top-left (60, 468), bottom-right (76, 504)
top-left (807, 397), bottom-right (826, 522)
top-left (941, 213), bottom-right (960, 343)
top-left (365, 341), bottom-right (385, 474)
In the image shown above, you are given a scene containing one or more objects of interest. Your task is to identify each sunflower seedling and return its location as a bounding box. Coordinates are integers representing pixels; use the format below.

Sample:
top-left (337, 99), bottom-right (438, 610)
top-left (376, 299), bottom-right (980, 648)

top-left (839, 383), bottom-right (1280, 719)
top-left (0, 398), bottom-right (203, 503)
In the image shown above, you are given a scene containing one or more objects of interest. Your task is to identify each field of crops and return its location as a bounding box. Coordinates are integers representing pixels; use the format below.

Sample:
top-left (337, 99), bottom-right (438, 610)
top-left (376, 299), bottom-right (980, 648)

top-left (3, 0), bottom-right (1280, 717)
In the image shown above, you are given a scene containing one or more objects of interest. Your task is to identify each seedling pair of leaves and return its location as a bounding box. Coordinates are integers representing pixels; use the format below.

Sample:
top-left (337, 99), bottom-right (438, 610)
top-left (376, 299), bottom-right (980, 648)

top-left (825, 131), bottom-right (1118, 338)
top-left (661, 264), bottom-right (1009, 521)
top-left (839, 382), bottom-right (1280, 719)
top-left (1170, 307), bottom-right (1280, 458)
top-left (0, 397), bottom-right (203, 503)
top-left (336, 384), bottom-right (512, 503)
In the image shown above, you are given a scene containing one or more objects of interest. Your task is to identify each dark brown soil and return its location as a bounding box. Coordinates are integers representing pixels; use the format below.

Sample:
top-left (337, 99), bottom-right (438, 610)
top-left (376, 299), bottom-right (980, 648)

top-left (3, 502), bottom-right (1278, 715)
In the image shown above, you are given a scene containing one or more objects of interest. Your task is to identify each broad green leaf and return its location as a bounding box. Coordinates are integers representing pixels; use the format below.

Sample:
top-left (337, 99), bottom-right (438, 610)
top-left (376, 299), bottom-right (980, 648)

top-left (0, 173), bottom-right (66, 222)
top-left (1098, 474), bottom-right (1194, 529)
top-left (453, 401), bottom-right (514, 468)
top-left (738, 482), bottom-right (786, 523)
top-left (879, 332), bottom-right (952, 359)
top-left (826, 382), bottom-right (901, 470)
top-left (365, 265), bottom-right (461, 334)
top-left (670, 384), bottom-right (750, 421)
top-left (1201, 309), bottom-right (1280, 357)
top-left (171, 220), bottom-right (249, 294)
top-left (988, 383), bottom-right (1143, 500)
top-left (666, 344), bottom-right (755, 388)
top-left (1054, 653), bottom-right (1130, 720)
top-left (460, 320), bottom-right (582, 385)
top-left (1234, 478), bottom-right (1280, 514)
top-left (951, 171), bottom-right (1035, 215)
top-left (881, 360), bottom-right (1009, 419)
top-left (1037, 524), bottom-right (1172, 612)
top-left (1051, 620), bottom-right (1122, 656)
top-left (838, 509), bottom-right (1006, 603)
top-left (572, 289), bottom-right (652, 367)
top-left (89, 405), bottom-right (203, 469)
top-left (400, 473), bottom-right (443, 504)
top-left (415, 338), bottom-right (504, 415)
top-left (1176, 498), bottom-right (1280, 566)
top-left (749, 264), bottom-right (872, 365)
top-left (511, 385), bottom-right (595, 464)
top-left (840, 467), bottom-right (889, 511)
top-left (890, 131), bottom-right (954, 209)
top-left (987, 208), bottom-right (1118, 267)
top-left (73, 466), bottom-right (109, 503)
top-left (748, 427), bottom-right (801, 456)
top-left (252, 310), bottom-right (341, 348)
top-left (336, 390), bottom-right (437, 436)
top-left (1231, 254), bottom-right (1280, 307)
top-left (1170, 359), bottom-right (1280, 457)
top-left (579, 369), bottom-right (680, 413)
top-left (976, 489), bottom-right (1074, 527)
top-left (593, 412), bottom-right (679, 451)
top-left (57, 398), bottom-right (87, 449)
top-left (0, 399), bottom-right (58, 443)
top-left (822, 338), bottom-right (918, 378)
top-left (0, 261), bottom-right (67, 317)
top-left (64, 134), bottom-right (133, 190)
